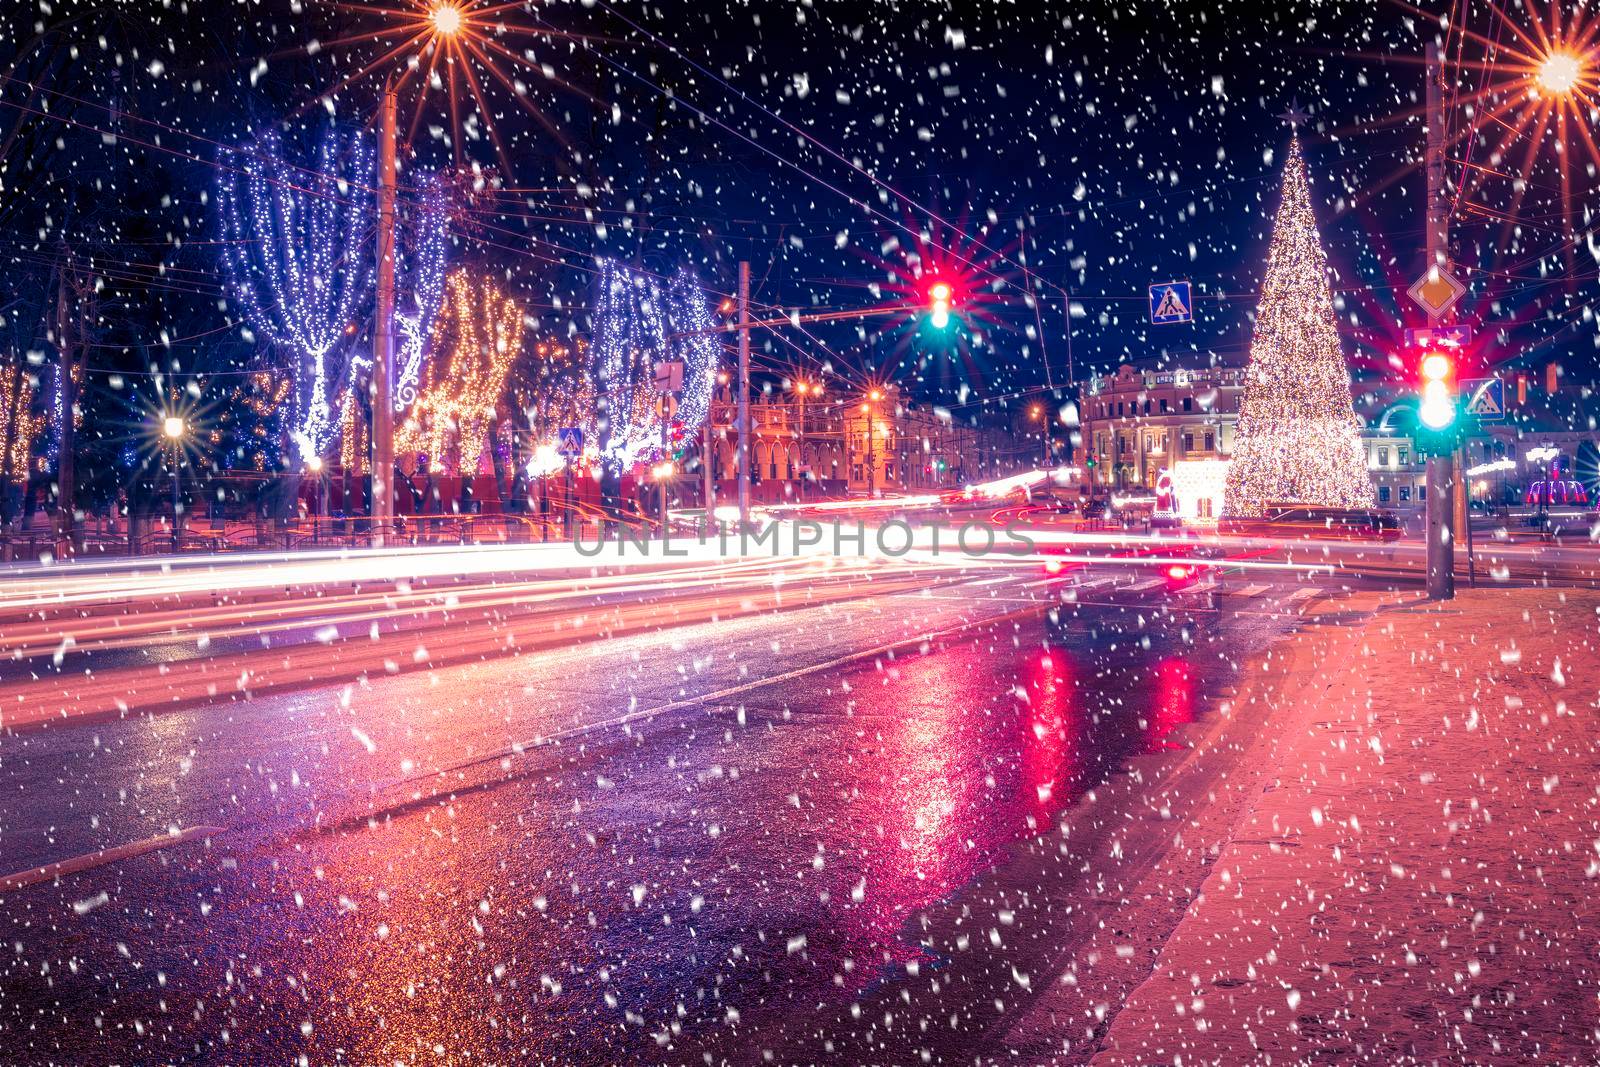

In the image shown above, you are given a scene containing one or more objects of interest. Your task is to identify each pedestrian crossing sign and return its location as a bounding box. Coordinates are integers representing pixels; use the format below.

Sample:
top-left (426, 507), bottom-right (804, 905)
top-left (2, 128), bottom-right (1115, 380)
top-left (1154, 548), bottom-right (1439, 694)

top-left (1149, 281), bottom-right (1193, 325)
top-left (557, 427), bottom-right (584, 455)
top-left (1461, 377), bottom-right (1504, 421)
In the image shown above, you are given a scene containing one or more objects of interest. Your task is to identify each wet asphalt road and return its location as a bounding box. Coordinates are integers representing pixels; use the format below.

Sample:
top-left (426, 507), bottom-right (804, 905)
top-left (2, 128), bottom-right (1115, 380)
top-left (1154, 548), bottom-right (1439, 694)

top-left (0, 569), bottom-right (1345, 1064)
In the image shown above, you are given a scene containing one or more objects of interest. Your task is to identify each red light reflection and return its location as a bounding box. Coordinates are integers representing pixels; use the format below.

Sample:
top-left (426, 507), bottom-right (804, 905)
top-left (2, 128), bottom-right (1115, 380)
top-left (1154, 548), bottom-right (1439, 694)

top-left (1146, 657), bottom-right (1195, 751)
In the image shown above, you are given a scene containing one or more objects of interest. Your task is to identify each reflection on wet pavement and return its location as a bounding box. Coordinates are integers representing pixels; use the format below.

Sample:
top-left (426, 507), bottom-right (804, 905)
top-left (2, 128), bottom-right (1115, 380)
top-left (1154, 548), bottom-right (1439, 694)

top-left (0, 588), bottom-right (1285, 1064)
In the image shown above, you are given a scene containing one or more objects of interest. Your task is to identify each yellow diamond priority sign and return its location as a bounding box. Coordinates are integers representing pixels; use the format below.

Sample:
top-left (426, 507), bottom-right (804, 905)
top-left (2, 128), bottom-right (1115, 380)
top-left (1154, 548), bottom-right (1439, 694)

top-left (1408, 265), bottom-right (1466, 318)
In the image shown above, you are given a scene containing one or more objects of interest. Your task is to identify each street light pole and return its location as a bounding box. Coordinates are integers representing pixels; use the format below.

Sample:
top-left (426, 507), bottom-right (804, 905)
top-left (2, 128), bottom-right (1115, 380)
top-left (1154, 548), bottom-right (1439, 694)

top-left (1424, 41), bottom-right (1455, 601)
top-left (371, 81), bottom-right (398, 547)
top-left (736, 261), bottom-right (751, 529)
top-left (170, 440), bottom-right (180, 553)
top-left (162, 416), bottom-right (185, 554)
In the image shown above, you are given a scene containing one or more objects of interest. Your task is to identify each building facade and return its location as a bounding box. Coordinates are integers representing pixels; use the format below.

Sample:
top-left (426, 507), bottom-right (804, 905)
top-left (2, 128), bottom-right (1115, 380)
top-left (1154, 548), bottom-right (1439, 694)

top-left (699, 381), bottom-right (1015, 501)
top-left (1078, 363), bottom-right (1427, 509)
top-left (1080, 365), bottom-right (1246, 491)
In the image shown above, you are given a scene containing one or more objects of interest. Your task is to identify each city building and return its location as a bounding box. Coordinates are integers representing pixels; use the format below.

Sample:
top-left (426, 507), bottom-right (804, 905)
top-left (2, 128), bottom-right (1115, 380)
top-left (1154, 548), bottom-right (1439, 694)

top-left (1077, 363), bottom-right (1429, 510)
top-left (699, 380), bottom-right (1014, 501)
top-left (1079, 364), bottom-right (1245, 491)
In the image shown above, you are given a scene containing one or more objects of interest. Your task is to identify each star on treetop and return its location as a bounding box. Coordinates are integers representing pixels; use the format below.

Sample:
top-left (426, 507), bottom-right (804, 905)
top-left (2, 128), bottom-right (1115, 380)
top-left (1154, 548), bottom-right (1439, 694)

top-left (1279, 99), bottom-right (1310, 130)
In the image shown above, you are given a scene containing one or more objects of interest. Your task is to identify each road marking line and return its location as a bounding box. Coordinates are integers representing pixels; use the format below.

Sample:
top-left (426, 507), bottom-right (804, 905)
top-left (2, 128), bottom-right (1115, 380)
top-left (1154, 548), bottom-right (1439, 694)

top-left (1233, 584), bottom-right (1272, 598)
top-left (0, 825), bottom-right (227, 893)
top-left (1285, 587), bottom-right (1319, 601)
top-left (1123, 578), bottom-right (1164, 592)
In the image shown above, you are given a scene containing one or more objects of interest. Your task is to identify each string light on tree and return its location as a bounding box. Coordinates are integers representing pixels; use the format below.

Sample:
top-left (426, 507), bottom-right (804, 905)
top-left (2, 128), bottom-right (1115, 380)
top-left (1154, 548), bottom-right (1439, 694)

top-left (591, 259), bottom-right (718, 470)
top-left (340, 174), bottom-right (452, 473)
top-left (396, 268), bottom-right (523, 476)
top-left (217, 125), bottom-right (374, 466)
top-left (394, 179), bottom-right (452, 411)
top-left (0, 358), bottom-right (42, 489)
top-left (1223, 128), bottom-right (1372, 517)
top-left (521, 337), bottom-right (596, 477)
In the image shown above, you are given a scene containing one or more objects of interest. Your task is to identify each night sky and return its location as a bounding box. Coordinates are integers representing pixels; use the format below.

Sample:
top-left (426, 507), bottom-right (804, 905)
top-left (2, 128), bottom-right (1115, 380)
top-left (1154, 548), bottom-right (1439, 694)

top-left (0, 0), bottom-right (1593, 432)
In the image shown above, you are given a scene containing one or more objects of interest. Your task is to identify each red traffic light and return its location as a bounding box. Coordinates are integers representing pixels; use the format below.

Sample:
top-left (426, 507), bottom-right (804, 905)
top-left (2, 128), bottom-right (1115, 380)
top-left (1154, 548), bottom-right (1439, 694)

top-left (926, 279), bottom-right (954, 328)
top-left (1418, 348), bottom-right (1456, 430)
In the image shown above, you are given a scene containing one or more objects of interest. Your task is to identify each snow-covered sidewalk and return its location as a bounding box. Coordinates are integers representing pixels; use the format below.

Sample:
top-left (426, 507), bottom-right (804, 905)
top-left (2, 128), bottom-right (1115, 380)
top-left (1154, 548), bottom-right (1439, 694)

top-left (1089, 587), bottom-right (1600, 1065)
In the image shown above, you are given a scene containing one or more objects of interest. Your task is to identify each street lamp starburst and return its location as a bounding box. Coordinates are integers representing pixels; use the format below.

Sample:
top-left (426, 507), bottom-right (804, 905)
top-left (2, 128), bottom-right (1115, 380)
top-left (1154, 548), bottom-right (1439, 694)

top-left (1431, 0), bottom-right (1600, 271)
top-left (300, 0), bottom-right (602, 177)
top-left (1536, 50), bottom-right (1584, 96)
top-left (429, 2), bottom-right (462, 37)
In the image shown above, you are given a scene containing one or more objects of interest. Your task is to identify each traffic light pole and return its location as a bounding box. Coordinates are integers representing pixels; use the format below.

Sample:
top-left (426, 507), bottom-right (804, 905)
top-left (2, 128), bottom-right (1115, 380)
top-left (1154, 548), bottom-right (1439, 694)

top-left (1424, 41), bottom-right (1455, 601)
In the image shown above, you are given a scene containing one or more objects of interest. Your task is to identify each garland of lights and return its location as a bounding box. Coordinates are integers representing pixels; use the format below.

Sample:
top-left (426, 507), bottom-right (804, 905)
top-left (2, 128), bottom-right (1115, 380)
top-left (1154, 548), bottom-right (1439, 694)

top-left (1222, 134), bottom-right (1372, 517)
top-left (49, 359), bottom-right (82, 463)
top-left (339, 176), bottom-right (452, 473)
top-left (394, 179), bottom-right (451, 411)
top-left (521, 337), bottom-right (597, 476)
top-left (395, 269), bottom-right (523, 476)
top-left (217, 370), bottom-right (291, 472)
top-left (348, 176), bottom-right (452, 413)
top-left (591, 259), bottom-right (718, 469)
top-left (218, 125), bottom-right (374, 465)
top-left (0, 359), bottom-right (41, 485)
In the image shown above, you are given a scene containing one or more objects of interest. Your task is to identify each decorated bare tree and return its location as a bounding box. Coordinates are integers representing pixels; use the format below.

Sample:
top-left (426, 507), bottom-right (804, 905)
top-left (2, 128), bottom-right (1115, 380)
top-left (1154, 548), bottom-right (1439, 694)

top-left (218, 126), bottom-right (374, 467)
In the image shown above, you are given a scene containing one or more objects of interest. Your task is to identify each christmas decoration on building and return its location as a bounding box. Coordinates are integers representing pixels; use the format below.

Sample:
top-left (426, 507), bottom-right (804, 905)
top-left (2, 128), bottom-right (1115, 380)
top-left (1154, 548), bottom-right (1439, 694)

top-left (1223, 133), bottom-right (1372, 516)
top-left (396, 268), bottom-right (523, 476)
top-left (217, 124), bottom-right (375, 466)
top-left (591, 259), bottom-right (718, 470)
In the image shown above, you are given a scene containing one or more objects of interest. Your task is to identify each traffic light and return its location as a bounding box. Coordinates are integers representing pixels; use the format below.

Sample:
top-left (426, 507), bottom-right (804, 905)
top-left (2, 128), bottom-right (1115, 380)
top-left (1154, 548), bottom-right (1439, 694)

top-left (1415, 348), bottom-right (1459, 454)
top-left (926, 280), bottom-right (954, 329)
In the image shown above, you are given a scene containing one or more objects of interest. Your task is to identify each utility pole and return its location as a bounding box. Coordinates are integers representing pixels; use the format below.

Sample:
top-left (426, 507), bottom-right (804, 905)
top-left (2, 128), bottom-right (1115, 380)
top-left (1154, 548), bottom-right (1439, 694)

top-left (795, 385), bottom-right (808, 503)
top-left (702, 386), bottom-right (716, 531)
top-left (1424, 41), bottom-right (1455, 601)
top-left (658, 392), bottom-right (670, 535)
top-left (371, 82), bottom-right (398, 547)
top-left (54, 257), bottom-right (90, 560)
top-left (53, 260), bottom-right (75, 559)
top-left (866, 398), bottom-right (876, 498)
top-left (736, 261), bottom-right (751, 529)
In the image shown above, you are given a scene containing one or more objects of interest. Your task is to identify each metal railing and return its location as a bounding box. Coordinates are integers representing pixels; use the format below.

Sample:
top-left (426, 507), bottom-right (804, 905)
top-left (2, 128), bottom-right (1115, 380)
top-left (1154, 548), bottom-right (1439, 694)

top-left (0, 494), bottom-right (667, 562)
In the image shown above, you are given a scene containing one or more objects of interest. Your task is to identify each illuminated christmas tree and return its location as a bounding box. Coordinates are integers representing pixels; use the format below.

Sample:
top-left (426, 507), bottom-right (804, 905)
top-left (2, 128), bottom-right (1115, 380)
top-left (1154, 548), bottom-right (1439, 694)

top-left (1223, 132), bottom-right (1372, 516)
